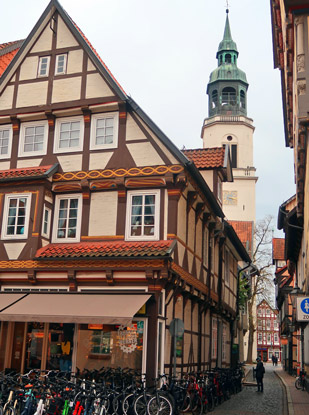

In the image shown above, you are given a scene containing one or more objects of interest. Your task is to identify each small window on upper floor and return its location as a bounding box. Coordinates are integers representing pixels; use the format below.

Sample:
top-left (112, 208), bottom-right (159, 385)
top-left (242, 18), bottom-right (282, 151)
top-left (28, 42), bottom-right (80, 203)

top-left (125, 189), bottom-right (160, 241)
top-left (54, 116), bottom-right (84, 153)
top-left (203, 226), bottom-right (209, 267)
top-left (0, 125), bottom-right (13, 159)
top-left (42, 206), bottom-right (51, 239)
top-left (231, 144), bottom-right (237, 168)
top-left (55, 54), bottom-right (67, 75)
top-left (52, 194), bottom-right (82, 243)
top-left (38, 56), bottom-right (50, 77)
top-left (19, 121), bottom-right (48, 157)
top-left (90, 113), bottom-right (119, 150)
top-left (224, 247), bottom-right (230, 286)
top-left (1, 193), bottom-right (32, 240)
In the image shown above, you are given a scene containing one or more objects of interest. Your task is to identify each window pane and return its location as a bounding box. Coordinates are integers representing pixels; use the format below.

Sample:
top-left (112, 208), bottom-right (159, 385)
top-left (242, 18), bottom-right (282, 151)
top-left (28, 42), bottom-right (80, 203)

top-left (69, 138), bottom-right (79, 147)
top-left (132, 206), bottom-right (142, 215)
top-left (60, 199), bottom-right (68, 209)
top-left (144, 206), bottom-right (155, 215)
top-left (70, 199), bottom-right (78, 209)
top-left (145, 195), bottom-right (155, 205)
top-left (131, 216), bottom-right (142, 225)
top-left (131, 226), bottom-right (141, 236)
top-left (144, 216), bottom-right (154, 225)
top-left (144, 226), bottom-right (154, 236)
top-left (106, 118), bottom-right (114, 127)
top-left (132, 196), bottom-right (142, 205)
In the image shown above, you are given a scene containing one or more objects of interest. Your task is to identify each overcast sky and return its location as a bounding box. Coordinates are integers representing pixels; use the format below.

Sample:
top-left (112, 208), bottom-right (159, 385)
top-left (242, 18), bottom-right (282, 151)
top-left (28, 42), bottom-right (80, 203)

top-left (1, 0), bottom-right (295, 233)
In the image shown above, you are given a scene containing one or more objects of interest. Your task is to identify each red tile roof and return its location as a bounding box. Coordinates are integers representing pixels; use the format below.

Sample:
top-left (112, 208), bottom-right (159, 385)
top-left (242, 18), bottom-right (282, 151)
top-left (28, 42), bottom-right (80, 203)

top-left (272, 238), bottom-right (285, 260)
top-left (182, 147), bottom-right (225, 169)
top-left (229, 220), bottom-right (254, 255)
top-left (0, 165), bottom-right (54, 181)
top-left (36, 240), bottom-right (175, 259)
top-left (0, 40), bottom-right (23, 77)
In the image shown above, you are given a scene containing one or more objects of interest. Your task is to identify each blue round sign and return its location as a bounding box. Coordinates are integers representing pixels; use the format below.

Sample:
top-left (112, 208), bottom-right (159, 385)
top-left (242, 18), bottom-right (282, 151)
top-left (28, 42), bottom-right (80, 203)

top-left (300, 298), bottom-right (309, 314)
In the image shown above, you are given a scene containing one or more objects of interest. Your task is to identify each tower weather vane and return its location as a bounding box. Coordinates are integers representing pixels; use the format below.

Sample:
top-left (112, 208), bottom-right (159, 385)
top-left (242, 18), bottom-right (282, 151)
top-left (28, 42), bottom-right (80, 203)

top-left (226, 0), bottom-right (229, 13)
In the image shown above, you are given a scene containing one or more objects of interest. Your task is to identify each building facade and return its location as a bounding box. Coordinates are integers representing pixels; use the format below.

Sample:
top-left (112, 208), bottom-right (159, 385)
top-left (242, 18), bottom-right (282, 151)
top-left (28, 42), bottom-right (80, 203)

top-left (270, 0), bottom-right (309, 383)
top-left (257, 299), bottom-right (281, 362)
top-left (0, 0), bottom-right (251, 377)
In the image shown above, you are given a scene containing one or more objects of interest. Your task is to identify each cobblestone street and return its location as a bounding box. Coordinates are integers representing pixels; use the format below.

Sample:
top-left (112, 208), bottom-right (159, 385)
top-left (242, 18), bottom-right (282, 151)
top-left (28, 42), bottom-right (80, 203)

top-left (212, 364), bottom-right (286, 415)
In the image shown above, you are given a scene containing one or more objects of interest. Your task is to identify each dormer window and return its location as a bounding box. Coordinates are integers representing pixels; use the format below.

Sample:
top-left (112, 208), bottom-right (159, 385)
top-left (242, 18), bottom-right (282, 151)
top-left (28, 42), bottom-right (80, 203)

top-left (55, 54), bottom-right (67, 75)
top-left (38, 56), bottom-right (50, 77)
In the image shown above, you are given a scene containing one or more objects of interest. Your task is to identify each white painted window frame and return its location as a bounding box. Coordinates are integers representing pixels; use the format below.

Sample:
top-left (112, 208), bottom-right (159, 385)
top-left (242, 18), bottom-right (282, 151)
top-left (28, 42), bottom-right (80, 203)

top-left (52, 193), bottom-right (82, 243)
top-left (55, 53), bottom-right (67, 75)
top-left (1, 193), bottom-right (32, 240)
top-left (38, 56), bottom-right (50, 77)
top-left (42, 205), bottom-right (52, 239)
top-left (211, 317), bottom-right (218, 359)
top-left (0, 124), bottom-right (13, 159)
top-left (90, 112), bottom-right (119, 150)
top-left (18, 120), bottom-right (49, 157)
top-left (125, 189), bottom-right (160, 241)
top-left (54, 116), bottom-right (84, 154)
top-left (225, 247), bottom-right (230, 286)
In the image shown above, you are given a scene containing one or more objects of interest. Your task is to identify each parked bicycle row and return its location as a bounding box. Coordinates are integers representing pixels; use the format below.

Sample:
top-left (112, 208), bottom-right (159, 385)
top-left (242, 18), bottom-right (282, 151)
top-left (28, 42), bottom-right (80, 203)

top-left (0, 365), bottom-right (245, 415)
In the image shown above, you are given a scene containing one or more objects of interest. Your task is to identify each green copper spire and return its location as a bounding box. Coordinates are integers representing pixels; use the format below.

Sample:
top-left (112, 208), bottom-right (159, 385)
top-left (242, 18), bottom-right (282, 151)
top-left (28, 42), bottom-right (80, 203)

top-left (207, 9), bottom-right (248, 117)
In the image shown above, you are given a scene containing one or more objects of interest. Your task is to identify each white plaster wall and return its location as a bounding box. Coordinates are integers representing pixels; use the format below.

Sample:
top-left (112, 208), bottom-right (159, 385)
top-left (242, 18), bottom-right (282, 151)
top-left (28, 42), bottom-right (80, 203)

top-left (57, 154), bottom-right (82, 172)
top-left (177, 242), bottom-right (185, 266)
top-left (87, 58), bottom-right (96, 72)
top-left (89, 191), bottom-right (117, 236)
top-left (200, 170), bottom-right (214, 191)
top-left (222, 178), bottom-right (256, 222)
top-left (17, 82), bottom-right (48, 108)
top-left (0, 161), bottom-right (10, 170)
top-left (67, 50), bottom-right (83, 74)
top-left (0, 85), bottom-right (14, 110)
top-left (177, 196), bottom-right (186, 241)
top-left (86, 73), bottom-right (113, 99)
top-left (19, 57), bottom-right (38, 81)
top-left (89, 152), bottom-right (113, 170)
top-left (31, 24), bottom-right (53, 53)
top-left (187, 251), bottom-right (194, 274)
top-left (17, 158), bottom-right (43, 168)
top-left (126, 113), bottom-right (147, 141)
top-left (52, 77), bottom-right (81, 103)
top-left (196, 219), bottom-right (202, 258)
top-left (127, 142), bottom-right (163, 166)
top-left (187, 209), bottom-right (195, 250)
top-left (4, 243), bottom-right (26, 260)
top-left (56, 17), bottom-right (79, 49)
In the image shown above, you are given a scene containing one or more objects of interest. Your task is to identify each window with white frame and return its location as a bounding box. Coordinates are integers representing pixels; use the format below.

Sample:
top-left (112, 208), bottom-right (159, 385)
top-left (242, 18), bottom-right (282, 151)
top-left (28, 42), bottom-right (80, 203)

top-left (211, 318), bottom-right (218, 359)
top-left (225, 247), bottom-right (230, 286)
top-left (38, 56), bottom-right (50, 77)
top-left (257, 319), bottom-right (262, 329)
top-left (42, 206), bottom-right (51, 238)
top-left (267, 334), bottom-right (271, 344)
top-left (266, 309), bottom-right (270, 315)
top-left (0, 125), bottom-right (12, 159)
top-left (222, 324), bottom-right (226, 361)
top-left (54, 116), bottom-right (84, 153)
top-left (2, 193), bottom-right (31, 239)
top-left (19, 121), bottom-right (48, 157)
top-left (125, 190), bottom-right (160, 240)
top-left (266, 320), bottom-right (270, 329)
top-left (203, 226), bottom-right (209, 267)
top-left (90, 113), bottom-right (119, 150)
top-left (55, 54), bottom-right (67, 75)
top-left (52, 194), bottom-right (82, 242)
top-left (274, 333), bottom-right (278, 343)
top-left (258, 333), bottom-right (262, 343)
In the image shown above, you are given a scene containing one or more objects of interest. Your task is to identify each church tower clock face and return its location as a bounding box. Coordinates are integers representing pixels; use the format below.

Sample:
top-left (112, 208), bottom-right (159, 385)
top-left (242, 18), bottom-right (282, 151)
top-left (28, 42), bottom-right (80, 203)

top-left (223, 190), bottom-right (237, 205)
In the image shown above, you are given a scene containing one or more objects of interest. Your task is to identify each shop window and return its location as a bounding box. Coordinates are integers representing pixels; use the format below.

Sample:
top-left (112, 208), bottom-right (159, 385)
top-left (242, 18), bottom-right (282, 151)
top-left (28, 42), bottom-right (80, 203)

top-left (54, 116), bottom-right (84, 153)
top-left (55, 54), bottom-right (67, 75)
top-left (90, 113), bottom-right (119, 150)
top-left (1, 193), bottom-right (32, 240)
top-left (25, 323), bottom-right (44, 371)
top-left (52, 194), bottom-right (82, 242)
top-left (38, 56), bottom-right (50, 77)
top-left (0, 125), bottom-right (12, 159)
top-left (19, 121), bottom-right (48, 157)
top-left (76, 321), bottom-right (145, 372)
top-left (46, 323), bottom-right (74, 372)
top-left (125, 190), bottom-right (160, 240)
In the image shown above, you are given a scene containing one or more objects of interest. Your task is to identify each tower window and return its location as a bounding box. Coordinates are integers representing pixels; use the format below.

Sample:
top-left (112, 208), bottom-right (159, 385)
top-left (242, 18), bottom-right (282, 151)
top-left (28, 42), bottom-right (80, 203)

top-left (211, 90), bottom-right (218, 108)
top-left (222, 87), bottom-right (236, 106)
top-left (225, 54), bottom-right (232, 63)
top-left (231, 144), bottom-right (237, 168)
top-left (240, 90), bottom-right (246, 109)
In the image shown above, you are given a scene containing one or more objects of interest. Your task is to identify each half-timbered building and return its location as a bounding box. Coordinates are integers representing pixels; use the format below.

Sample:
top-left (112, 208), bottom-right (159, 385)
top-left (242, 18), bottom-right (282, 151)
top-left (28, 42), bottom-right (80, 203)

top-left (0, 0), bottom-right (251, 378)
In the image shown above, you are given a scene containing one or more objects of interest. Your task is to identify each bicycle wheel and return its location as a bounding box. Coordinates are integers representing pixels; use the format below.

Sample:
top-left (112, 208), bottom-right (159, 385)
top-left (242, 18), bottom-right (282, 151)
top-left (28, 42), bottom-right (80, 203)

top-left (122, 393), bottom-right (135, 415)
top-left (133, 393), bottom-right (152, 415)
top-left (189, 393), bottom-right (203, 415)
top-left (147, 393), bottom-right (173, 415)
top-left (179, 392), bottom-right (191, 413)
top-left (295, 378), bottom-right (302, 390)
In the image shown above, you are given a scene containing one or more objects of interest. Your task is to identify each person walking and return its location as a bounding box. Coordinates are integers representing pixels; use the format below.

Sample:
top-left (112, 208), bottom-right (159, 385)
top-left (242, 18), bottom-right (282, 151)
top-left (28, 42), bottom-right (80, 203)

top-left (272, 354), bottom-right (275, 366)
top-left (256, 357), bottom-right (265, 392)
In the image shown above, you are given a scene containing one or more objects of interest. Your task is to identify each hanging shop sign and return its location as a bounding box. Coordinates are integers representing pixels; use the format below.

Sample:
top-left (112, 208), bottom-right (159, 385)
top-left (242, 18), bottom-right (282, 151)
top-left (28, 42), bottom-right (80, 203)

top-left (118, 324), bottom-right (138, 353)
top-left (296, 297), bottom-right (309, 321)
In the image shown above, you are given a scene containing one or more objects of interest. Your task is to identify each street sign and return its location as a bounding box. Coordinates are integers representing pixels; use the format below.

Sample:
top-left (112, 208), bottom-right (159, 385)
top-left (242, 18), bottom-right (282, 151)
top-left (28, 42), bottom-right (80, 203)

top-left (296, 297), bottom-right (309, 321)
top-left (169, 318), bottom-right (184, 337)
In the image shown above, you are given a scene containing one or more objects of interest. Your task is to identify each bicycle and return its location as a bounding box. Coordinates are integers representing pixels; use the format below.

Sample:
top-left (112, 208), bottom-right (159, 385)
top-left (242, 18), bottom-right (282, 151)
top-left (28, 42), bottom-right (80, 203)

top-left (295, 371), bottom-right (307, 391)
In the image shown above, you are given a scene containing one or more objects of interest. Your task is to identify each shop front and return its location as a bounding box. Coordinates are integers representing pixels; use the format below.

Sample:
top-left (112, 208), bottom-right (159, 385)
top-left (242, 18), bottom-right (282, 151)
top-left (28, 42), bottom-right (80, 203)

top-left (0, 292), bottom-right (150, 374)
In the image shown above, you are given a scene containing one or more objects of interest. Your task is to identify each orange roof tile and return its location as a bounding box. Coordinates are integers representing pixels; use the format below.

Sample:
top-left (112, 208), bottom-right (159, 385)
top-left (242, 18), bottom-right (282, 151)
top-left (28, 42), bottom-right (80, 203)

top-left (0, 40), bottom-right (23, 77)
top-left (0, 165), bottom-right (55, 181)
top-left (36, 240), bottom-right (175, 259)
top-left (229, 220), bottom-right (254, 255)
top-left (272, 238), bottom-right (285, 260)
top-left (182, 147), bottom-right (225, 169)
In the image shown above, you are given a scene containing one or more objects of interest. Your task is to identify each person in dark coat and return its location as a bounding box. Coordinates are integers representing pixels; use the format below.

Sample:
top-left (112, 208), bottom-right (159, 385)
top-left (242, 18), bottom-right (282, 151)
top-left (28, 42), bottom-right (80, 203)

top-left (272, 354), bottom-right (276, 366)
top-left (256, 357), bottom-right (265, 392)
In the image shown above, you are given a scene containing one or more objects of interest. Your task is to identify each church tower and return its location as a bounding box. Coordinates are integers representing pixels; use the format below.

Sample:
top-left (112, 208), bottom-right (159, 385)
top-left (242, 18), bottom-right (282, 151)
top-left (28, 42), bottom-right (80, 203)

top-left (201, 10), bottom-right (257, 222)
